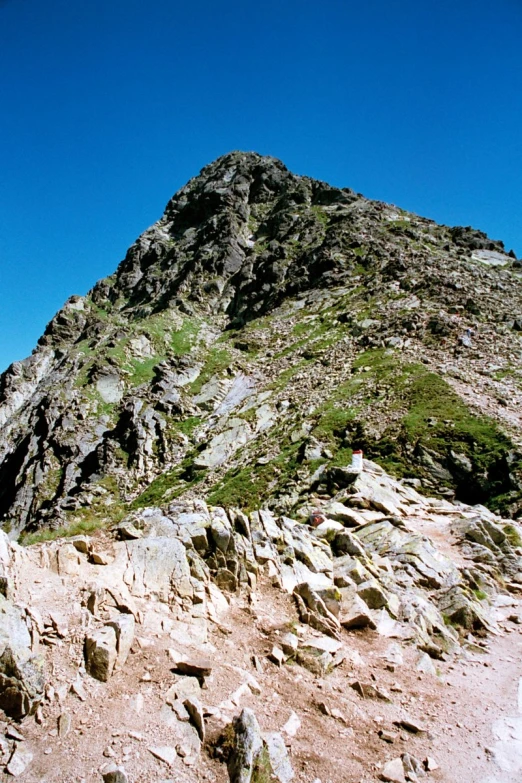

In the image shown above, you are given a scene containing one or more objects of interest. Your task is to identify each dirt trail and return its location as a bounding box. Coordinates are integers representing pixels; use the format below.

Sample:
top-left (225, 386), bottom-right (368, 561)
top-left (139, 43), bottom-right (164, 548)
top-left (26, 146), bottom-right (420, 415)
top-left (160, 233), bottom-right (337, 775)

top-left (4, 566), bottom-right (522, 783)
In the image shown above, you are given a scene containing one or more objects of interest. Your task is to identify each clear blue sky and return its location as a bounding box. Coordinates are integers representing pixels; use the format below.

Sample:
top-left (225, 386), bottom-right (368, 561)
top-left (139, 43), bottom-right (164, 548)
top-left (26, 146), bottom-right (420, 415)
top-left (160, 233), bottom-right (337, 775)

top-left (1, 0), bottom-right (521, 372)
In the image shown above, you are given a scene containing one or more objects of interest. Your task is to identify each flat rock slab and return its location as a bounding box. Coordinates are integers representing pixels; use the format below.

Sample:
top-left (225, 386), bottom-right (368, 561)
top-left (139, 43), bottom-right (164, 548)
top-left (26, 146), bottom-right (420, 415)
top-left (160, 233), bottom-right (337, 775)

top-left (264, 732), bottom-right (294, 783)
top-left (380, 757), bottom-right (406, 783)
top-left (149, 746), bottom-right (178, 767)
top-left (175, 658), bottom-right (213, 679)
top-left (7, 745), bottom-right (33, 777)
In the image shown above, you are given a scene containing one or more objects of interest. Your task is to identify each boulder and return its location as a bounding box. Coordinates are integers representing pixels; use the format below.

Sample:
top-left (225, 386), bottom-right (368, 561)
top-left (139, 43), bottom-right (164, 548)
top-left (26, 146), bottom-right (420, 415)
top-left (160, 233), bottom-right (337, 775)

top-left (263, 732), bottom-right (294, 783)
top-left (438, 585), bottom-right (491, 631)
top-left (296, 647), bottom-right (333, 677)
top-left (294, 582), bottom-right (341, 638)
top-left (0, 595), bottom-right (45, 718)
top-left (339, 591), bottom-right (376, 630)
top-left (228, 709), bottom-right (294, 783)
top-left (323, 502), bottom-right (367, 527)
top-left (332, 529), bottom-right (366, 558)
top-left (106, 614), bottom-right (135, 672)
top-left (357, 579), bottom-right (388, 609)
top-left (85, 626), bottom-right (118, 681)
top-left (124, 536), bottom-right (193, 601)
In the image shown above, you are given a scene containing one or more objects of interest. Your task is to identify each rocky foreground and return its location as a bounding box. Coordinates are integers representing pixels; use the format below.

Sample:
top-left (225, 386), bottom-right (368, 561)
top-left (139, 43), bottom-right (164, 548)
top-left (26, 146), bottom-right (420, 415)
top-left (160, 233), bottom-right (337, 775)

top-left (1, 460), bottom-right (522, 782)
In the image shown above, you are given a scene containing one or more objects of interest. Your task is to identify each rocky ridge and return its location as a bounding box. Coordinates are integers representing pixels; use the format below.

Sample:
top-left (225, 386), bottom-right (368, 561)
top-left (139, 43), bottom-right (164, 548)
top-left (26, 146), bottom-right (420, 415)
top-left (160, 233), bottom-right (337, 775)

top-left (0, 152), bottom-right (522, 539)
top-left (1, 459), bottom-right (522, 781)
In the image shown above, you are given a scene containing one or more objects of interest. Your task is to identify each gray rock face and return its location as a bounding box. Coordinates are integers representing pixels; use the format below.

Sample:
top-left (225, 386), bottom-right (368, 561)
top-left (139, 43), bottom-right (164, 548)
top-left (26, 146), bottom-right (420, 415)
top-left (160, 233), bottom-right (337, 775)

top-left (124, 536), bottom-right (193, 601)
top-left (0, 595), bottom-right (45, 718)
top-left (101, 763), bottom-right (129, 783)
top-left (263, 732), bottom-right (294, 783)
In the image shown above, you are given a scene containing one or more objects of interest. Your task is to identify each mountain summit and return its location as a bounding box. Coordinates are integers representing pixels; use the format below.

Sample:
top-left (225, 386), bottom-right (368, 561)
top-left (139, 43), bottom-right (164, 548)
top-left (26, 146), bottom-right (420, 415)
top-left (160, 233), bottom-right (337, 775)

top-left (1, 152), bottom-right (521, 537)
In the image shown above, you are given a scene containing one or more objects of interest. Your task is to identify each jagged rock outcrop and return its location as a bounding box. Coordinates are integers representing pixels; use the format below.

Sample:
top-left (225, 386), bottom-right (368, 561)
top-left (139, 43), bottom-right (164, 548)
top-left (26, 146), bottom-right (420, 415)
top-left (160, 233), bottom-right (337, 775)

top-left (0, 152), bottom-right (521, 541)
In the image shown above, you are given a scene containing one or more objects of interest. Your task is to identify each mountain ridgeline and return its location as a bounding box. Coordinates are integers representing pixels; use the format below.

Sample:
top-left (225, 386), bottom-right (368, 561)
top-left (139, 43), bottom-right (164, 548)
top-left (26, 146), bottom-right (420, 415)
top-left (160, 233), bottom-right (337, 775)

top-left (1, 151), bottom-right (521, 539)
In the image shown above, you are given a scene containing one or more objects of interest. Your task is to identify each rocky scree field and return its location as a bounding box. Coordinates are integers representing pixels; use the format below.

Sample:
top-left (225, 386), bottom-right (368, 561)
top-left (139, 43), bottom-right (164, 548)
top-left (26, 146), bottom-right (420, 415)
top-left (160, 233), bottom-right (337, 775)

top-left (2, 463), bottom-right (522, 782)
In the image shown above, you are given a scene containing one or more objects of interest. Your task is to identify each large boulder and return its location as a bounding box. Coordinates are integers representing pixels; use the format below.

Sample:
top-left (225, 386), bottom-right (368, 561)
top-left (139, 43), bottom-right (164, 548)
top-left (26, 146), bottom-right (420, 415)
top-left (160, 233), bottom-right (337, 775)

top-left (85, 626), bottom-right (118, 682)
top-left (228, 709), bottom-right (293, 783)
top-left (123, 536), bottom-right (193, 601)
top-left (0, 595), bottom-right (45, 718)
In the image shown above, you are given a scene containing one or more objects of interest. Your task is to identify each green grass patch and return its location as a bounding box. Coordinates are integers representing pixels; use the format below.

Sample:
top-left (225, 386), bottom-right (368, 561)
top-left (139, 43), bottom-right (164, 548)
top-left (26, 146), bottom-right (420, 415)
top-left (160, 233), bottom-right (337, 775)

top-left (503, 524), bottom-right (522, 548)
top-left (130, 455), bottom-right (206, 509)
top-left (339, 349), bottom-right (519, 506)
top-left (313, 406), bottom-right (355, 444)
top-left (19, 503), bottom-right (125, 546)
top-left (311, 205), bottom-right (329, 226)
top-left (401, 369), bottom-right (512, 474)
top-left (128, 356), bottom-right (162, 386)
top-left (170, 318), bottom-right (200, 355)
top-left (293, 319), bottom-right (318, 337)
top-left (208, 440), bottom-right (302, 510)
top-left (177, 416), bottom-right (202, 437)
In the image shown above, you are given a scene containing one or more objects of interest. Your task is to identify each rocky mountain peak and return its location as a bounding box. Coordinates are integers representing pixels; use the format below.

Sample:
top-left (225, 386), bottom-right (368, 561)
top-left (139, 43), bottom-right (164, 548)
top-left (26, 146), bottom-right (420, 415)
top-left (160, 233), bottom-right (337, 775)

top-left (1, 153), bottom-right (522, 782)
top-left (0, 154), bottom-right (521, 541)
top-left (100, 150), bottom-right (356, 327)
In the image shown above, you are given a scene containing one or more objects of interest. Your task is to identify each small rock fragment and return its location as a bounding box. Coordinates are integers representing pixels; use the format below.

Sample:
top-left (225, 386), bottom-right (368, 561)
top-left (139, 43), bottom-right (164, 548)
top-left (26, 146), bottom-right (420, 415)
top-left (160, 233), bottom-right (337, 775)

top-left (172, 655), bottom-right (212, 680)
top-left (6, 745), bottom-right (33, 777)
top-left (71, 676), bottom-right (87, 701)
top-left (282, 711), bottom-right (301, 738)
top-left (6, 726), bottom-right (24, 742)
top-left (416, 653), bottom-right (437, 676)
top-left (116, 521), bottom-right (143, 540)
top-left (101, 762), bottom-right (129, 783)
top-left (184, 696), bottom-right (205, 742)
top-left (402, 752), bottom-right (425, 778)
top-left (90, 551), bottom-right (112, 565)
top-left (280, 633), bottom-right (298, 656)
top-left (395, 717), bottom-right (426, 734)
top-left (379, 729), bottom-right (397, 743)
top-left (269, 646), bottom-right (286, 667)
top-left (149, 745), bottom-right (177, 766)
top-left (350, 680), bottom-right (390, 701)
top-left (380, 757), bottom-right (406, 783)
top-left (58, 712), bottom-right (72, 737)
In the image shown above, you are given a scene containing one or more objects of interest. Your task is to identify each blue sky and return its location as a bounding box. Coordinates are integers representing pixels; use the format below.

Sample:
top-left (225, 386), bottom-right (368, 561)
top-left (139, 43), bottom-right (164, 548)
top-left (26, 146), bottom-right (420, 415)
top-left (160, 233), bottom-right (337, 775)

top-left (1, 0), bottom-right (521, 372)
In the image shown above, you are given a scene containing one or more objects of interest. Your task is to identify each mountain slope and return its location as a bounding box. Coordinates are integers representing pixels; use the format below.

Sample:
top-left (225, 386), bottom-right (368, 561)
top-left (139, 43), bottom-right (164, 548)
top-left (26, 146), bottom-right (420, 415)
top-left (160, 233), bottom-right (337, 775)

top-left (1, 151), bottom-right (521, 538)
